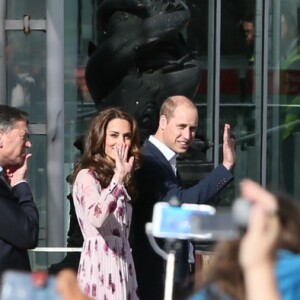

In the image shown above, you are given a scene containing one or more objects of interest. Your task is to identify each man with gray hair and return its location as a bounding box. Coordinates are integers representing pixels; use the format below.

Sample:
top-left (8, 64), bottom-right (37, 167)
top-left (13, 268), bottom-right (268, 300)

top-left (0, 105), bottom-right (39, 277)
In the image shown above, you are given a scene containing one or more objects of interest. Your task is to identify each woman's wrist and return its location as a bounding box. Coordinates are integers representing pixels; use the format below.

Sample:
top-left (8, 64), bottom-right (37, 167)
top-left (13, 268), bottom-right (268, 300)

top-left (113, 169), bottom-right (125, 184)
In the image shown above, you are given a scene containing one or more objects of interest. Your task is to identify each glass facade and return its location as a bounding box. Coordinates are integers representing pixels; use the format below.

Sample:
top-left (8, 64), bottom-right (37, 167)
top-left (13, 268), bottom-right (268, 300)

top-left (267, 1), bottom-right (300, 200)
top-left (1, 0), bottom-right (300, 269)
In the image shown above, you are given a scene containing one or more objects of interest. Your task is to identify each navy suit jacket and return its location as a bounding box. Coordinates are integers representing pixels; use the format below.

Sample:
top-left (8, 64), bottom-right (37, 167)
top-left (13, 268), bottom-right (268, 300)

top-left (130, 140), bottom-right (233, 300)
top-left (0, 178), bottom-right (39, 277)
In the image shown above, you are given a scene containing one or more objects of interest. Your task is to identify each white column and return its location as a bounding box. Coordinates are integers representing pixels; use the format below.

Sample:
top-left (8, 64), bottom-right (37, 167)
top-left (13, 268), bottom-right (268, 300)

top-left (46, 0), bottom-right (65, 250)
top-left (0, 0), bottom-right (6, 104)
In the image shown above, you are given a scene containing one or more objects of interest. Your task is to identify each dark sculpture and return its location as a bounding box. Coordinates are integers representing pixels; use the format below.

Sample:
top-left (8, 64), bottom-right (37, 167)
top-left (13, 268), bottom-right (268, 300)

top-left (49, 0), bottom-right (203, 276)
top-left (85, 0), bottom-right (201, 141)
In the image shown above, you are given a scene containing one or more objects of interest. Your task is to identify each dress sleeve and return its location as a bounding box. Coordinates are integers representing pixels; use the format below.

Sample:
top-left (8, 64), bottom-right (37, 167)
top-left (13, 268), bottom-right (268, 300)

top-left (74, 169), bottom-right (128, 228)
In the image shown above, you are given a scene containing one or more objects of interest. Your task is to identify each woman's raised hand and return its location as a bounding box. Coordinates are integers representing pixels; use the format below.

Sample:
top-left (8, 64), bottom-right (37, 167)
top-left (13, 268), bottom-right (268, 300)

top-left (114, 143), bottom-right (134, 183)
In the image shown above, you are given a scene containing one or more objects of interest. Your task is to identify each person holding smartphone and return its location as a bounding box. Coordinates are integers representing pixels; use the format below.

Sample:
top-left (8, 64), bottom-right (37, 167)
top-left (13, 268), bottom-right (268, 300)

top-left (189, 179), bottom-right (300, 300)
top-left (0, 105), bottom-right (39, 279)
top-left (130, 95), bottom-right (236, 300)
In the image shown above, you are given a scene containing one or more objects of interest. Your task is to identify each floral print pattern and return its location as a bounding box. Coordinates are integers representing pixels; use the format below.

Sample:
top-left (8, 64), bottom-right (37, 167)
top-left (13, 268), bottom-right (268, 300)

top-left (73, 169), bottom-right (139, 299)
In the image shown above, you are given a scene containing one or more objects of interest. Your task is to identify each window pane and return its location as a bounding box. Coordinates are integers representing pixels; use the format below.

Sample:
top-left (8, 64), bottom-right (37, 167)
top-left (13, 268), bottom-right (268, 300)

top-left (27, 135), bottom-right (47, 244)
top-left (219, 0), bottom-right (258, 204)
top-left (267, 1), bottom-right (300, 198)
top-left (7, 1), bottom-right (45, 19)
top-left (6, 31), bottom-right (46, 122)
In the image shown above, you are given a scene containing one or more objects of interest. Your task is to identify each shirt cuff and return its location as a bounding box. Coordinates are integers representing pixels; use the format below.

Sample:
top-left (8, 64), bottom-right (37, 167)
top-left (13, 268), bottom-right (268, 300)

top-left (12, 179), bottom-right (27, 187)
top-left (110, 178), bottom-right (131, 200)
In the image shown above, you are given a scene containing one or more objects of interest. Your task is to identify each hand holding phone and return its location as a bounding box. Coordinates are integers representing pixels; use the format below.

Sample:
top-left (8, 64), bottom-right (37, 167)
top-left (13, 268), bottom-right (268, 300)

top-left (151, 199), bottom-right (252, 241)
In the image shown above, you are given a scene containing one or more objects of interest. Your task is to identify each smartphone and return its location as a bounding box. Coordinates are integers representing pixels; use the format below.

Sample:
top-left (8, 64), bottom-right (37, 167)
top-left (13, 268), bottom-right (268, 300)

top-left (0, 271), bottom-right (61, 300)
top-left (151, 202), bottom-right (240, 240)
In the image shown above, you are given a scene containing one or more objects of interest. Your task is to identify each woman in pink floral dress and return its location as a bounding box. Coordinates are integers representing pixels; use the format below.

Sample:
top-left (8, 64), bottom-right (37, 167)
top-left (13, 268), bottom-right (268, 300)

top-left (71, 107), bottom-right (141, 299)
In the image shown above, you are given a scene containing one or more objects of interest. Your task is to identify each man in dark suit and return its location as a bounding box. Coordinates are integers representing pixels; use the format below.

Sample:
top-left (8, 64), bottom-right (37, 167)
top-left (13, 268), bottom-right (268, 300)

top-left (0, 105), bottom-right (39, 279)
top-left (130, 95), bottom-right (236, 300)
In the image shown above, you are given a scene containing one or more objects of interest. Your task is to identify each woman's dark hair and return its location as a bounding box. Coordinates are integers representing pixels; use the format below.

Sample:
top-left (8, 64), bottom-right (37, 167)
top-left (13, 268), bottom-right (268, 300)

top-left (70, 107), bottom-right (141, 200)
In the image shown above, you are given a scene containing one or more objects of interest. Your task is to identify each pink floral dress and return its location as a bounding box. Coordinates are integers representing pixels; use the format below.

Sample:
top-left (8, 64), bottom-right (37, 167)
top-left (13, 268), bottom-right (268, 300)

top-left (72, 169), bottom-right (139, 300)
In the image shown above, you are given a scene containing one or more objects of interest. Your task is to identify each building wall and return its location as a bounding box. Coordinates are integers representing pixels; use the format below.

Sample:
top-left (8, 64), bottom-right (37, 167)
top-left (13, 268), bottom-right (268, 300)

top-left (2, 0), bottom-right (300, 269)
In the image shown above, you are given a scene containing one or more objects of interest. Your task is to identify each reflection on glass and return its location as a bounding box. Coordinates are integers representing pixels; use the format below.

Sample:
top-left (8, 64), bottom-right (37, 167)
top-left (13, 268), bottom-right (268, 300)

top-left (6, 31), bottom-right (46, 123)
top-left (6, 1), bottom-right (47, 269)
top-left (7, 1), bottom-right (45, 19)
top-left (27, 135), bottom-right (47, 269)
top-left (241, 11), bottom-right (255, 66)
top-left (268, 1), bottom-right (300, 199)
top-left (219, 0), bottom-right (258, 205)
top-left (27, 135), bottom-right (47, 239)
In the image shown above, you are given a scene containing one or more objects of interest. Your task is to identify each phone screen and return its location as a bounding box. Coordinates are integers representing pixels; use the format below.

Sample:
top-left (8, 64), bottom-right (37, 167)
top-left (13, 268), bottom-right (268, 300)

top-left (160, 206), bottom-right (195, 237)
top-left (152, 204), bottom-right (239, 240)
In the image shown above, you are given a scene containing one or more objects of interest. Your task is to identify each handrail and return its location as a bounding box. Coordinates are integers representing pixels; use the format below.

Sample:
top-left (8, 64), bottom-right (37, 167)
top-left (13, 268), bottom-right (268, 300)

top-left (30, 247), bottom-right (82, 252)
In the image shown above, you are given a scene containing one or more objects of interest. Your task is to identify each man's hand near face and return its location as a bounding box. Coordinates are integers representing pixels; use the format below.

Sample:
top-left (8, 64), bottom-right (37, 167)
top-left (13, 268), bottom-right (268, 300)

top-left (4, 153), bottom-right (32, 187)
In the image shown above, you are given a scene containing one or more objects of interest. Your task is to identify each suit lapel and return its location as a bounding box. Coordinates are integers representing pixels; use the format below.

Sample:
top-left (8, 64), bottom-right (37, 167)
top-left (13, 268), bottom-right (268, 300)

top-left (143, 140), bottom-right (177, 181)
top-left (176, 169), bottom-right (182, 184)
top-left (0, 174), bottom-right (11, 191)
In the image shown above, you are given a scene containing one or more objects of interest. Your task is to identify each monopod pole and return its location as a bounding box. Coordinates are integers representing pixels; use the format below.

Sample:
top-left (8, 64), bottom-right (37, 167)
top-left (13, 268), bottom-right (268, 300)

top-left (164, 250), bottom-right (176, 300)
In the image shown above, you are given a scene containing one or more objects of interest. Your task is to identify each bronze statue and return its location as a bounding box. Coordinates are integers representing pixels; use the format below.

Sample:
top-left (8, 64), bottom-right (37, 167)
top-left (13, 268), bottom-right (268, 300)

top-left (85, 0), bottom-right (201, 140)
